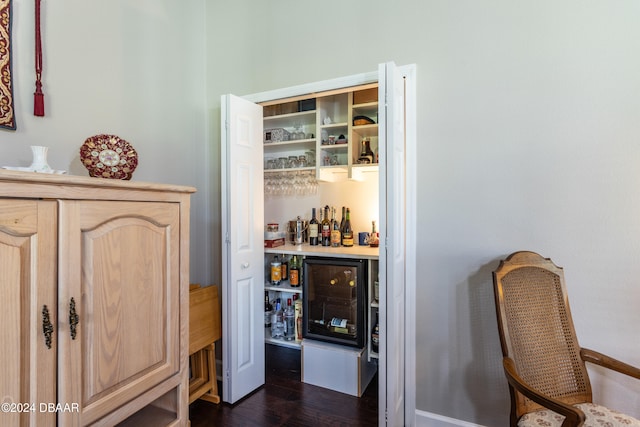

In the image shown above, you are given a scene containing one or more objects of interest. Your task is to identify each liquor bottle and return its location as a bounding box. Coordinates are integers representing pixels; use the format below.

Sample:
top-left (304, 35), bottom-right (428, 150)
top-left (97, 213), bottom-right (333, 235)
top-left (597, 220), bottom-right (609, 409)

top-left (369, 220), bottom-right (379, 248)
top-left (264, 291), bottom-right (273, 328)
top-left (321, 205), bottom-right (331, 246)
top-left (339, 206), bottom-right (346, 245)
top-left (270, 255), bottom-right (282, 285)
top-left (309, 207), bottom-right (319, 246)
top-left (289, 255), bottom-right (300, 287)
top-left (371, 311), bottom-right (380, 353)
top-left (281, 256), bottom-right (289, 281)
top-left (358, 138), bottom-right (374, 164)
top-left (271, 300), bottom-right (284, 339)
top-left (330, 207), bottom-right (341, 247)
top-left (283, 298), bottom-right (295, 341)
top-left (293, 294), bottom-right (303, 342)
top-left (341, 208), bottom-right (354, 247)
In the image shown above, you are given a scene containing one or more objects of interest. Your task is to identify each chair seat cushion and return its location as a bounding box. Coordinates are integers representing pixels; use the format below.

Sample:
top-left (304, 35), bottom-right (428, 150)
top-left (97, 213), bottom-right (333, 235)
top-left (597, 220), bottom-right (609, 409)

top-left (518, 403), bottom-right (640, 427)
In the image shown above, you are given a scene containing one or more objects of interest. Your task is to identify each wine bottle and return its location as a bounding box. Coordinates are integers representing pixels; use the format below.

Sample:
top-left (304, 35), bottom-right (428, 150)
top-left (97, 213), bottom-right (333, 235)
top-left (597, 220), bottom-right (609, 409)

top-left (321, 205), bottom-right (331, 246)
top-left (339, 206), bottom-right (346, 245)
top-left (371, 311), bottom-right (379, 353)
top-left (342, 208), bottom-right (354, 247)
top-left (264, 291), bottom-right (272, 328)
top-left (330, 207), bottom-right (341, 247)
top-left (289, 255), bottom-right (300, 287)
top-left (283, 298), bottom-right (295, 341)
top-left (309, 207), bottom-right (319, 246)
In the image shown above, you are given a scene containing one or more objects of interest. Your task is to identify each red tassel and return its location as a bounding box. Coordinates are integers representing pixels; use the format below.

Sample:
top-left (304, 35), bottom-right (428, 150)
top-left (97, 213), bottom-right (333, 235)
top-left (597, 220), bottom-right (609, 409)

top-left (34, 0), bottom-right (45, 117)
top-left (34, 81), bottom-right (44, 117)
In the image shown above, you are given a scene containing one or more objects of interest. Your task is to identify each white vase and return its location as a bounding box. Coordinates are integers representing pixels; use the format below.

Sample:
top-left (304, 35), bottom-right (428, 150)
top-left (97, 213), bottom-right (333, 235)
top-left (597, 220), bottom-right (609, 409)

top-left (29, 146), bottom-right (52, 173)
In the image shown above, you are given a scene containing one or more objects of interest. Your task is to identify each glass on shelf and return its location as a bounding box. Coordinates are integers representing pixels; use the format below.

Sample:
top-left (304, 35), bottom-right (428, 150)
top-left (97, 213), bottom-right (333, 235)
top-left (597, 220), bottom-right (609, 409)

top-left (264, 170), bottom-right (318, 197)
top-left (291, 122), bottom-right (306, 141)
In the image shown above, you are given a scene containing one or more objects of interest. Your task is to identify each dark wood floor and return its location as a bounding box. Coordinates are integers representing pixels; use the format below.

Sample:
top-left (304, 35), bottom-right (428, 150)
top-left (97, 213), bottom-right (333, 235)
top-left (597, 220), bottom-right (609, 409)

top-left (189, 344), bottom-right (379, 427)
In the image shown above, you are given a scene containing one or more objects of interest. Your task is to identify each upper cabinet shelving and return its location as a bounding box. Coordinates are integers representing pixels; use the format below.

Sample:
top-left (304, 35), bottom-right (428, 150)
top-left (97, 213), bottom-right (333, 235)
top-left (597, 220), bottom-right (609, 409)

top-left (261, 85), bottom-right (379, 182)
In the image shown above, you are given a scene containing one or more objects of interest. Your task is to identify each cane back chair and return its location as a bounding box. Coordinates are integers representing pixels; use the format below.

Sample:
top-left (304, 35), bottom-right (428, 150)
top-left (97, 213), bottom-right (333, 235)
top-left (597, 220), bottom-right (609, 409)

top-left (492, 251), bottom-right (640, 427)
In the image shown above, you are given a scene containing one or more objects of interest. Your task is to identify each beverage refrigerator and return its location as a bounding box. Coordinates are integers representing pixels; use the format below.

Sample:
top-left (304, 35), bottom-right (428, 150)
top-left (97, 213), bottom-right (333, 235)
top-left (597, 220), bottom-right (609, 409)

top-left (302, 257), bottom-right (368, 348)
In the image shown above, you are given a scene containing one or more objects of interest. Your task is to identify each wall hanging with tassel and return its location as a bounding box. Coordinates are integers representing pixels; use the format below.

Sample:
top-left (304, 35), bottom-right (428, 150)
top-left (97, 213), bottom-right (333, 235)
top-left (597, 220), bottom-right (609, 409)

top-left (34, 0), bottom-right (44, 116)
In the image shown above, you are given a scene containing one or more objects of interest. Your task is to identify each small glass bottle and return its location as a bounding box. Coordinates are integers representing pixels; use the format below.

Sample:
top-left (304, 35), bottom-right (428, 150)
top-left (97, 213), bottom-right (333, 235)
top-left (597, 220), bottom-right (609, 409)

top-left (369, 220), bottom-right (379, 247)
top-left (270, 255), bottom-right (281, 286)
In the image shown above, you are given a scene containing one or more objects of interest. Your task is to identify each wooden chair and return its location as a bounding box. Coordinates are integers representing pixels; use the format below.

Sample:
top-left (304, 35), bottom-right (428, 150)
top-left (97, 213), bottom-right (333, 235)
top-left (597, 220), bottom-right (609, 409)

top-left (492, 251), bottom-right (640, 427)
top-left (189, 284), bottom-right (222, 404)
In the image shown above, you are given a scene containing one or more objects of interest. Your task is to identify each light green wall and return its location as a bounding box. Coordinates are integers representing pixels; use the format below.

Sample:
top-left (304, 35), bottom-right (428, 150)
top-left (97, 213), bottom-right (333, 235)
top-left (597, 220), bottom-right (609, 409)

top-left (1, 0), bottom-right (210, 283)
top-left (3, 1), bottom-right (639, 425)
top-left (206, 1), bottom-right (640, 425)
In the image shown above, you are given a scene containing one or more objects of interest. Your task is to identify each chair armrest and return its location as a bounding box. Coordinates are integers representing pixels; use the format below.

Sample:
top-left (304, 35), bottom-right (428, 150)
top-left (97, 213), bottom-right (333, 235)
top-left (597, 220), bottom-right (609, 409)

top-left (503, 357), bottom-right (586, 427)
top-left (581, 348), bottom-right (640, 380)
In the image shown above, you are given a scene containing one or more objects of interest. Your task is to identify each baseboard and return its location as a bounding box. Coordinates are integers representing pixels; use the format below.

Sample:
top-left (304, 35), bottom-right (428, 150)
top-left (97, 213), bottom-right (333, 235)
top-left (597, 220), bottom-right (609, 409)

top-left (415, 409), bottom-right (487, 427)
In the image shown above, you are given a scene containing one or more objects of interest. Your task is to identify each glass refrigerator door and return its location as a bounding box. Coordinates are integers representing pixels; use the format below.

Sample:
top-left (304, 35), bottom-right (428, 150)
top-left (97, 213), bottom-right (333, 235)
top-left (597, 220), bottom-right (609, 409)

top-left (303, 258), bottom-right (366, 348)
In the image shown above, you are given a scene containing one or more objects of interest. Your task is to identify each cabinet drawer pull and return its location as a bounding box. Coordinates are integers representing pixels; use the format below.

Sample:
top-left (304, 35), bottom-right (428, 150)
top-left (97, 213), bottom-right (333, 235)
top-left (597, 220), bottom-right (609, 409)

top-left (42, 305), bottom-right (54, 349)
top-left (69, 297), bottom-right (79, 340)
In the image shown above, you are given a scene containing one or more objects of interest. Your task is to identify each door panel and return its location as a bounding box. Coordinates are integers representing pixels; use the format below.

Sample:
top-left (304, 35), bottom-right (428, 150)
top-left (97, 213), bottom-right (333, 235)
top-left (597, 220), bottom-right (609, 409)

top-left (0, 200), bottom-right (57, 427)
top-left (378, 61), bottom-right (406, 427)
top-left (221, 94), bottom-right (265, 404)
top-left (58, 201), bottom-right (180, 426)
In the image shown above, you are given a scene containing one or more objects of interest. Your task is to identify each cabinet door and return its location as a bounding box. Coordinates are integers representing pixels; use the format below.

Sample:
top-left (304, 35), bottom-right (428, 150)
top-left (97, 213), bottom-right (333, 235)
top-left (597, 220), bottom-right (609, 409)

top-left (0, 200), bottom-right (57, 427)
top-left (57, 201), bottom-right (180, 426)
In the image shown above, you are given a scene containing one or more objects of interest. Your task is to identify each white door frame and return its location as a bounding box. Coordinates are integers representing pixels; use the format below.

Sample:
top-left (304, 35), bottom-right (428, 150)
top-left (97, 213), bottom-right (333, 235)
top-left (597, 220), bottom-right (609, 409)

top-left (242, 64), bottom-right (417, 425)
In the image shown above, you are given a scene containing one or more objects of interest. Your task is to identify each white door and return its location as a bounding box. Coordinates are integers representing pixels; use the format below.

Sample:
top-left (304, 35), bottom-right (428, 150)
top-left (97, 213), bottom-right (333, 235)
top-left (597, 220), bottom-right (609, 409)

top-left (221, 94), bottom-right (265, 404)
top-left (378, 61), bottom-right (407, 427)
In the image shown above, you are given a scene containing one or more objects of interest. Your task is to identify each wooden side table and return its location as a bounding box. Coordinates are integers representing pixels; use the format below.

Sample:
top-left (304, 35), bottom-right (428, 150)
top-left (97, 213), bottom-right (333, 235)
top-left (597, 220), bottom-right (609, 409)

top-left (189, 284), bottom-right (222, 404)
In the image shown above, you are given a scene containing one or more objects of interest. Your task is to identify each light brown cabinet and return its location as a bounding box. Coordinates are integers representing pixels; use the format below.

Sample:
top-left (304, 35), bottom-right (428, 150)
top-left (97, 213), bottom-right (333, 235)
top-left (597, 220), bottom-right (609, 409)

top-left (0, 171), bottom-right (195, 427)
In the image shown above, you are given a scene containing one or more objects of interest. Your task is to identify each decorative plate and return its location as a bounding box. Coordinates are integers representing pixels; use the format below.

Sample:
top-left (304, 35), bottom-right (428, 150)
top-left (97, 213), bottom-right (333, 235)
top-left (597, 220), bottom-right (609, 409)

top-left (80, 134), bottom-right (138, 180)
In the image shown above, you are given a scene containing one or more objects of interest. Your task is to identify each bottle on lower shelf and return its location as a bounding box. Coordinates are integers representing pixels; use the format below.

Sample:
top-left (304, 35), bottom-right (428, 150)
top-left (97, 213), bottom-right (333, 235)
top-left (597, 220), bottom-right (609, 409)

top-left (371, 311), bottom-right (379, 353)
top-left (283, 299), bottom-right (295, 341)
top-left (264, 291), bottom-right (272, 329)
top-left (271, 300), bottom-right (284, 339)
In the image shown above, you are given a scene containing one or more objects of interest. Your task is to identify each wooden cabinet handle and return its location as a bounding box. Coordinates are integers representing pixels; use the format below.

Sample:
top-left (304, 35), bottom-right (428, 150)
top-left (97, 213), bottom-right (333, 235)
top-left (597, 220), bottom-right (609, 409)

top-left (42, 305), bottom-right (54, 349)
top-left (69, 297), bottom-right (79, 340)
